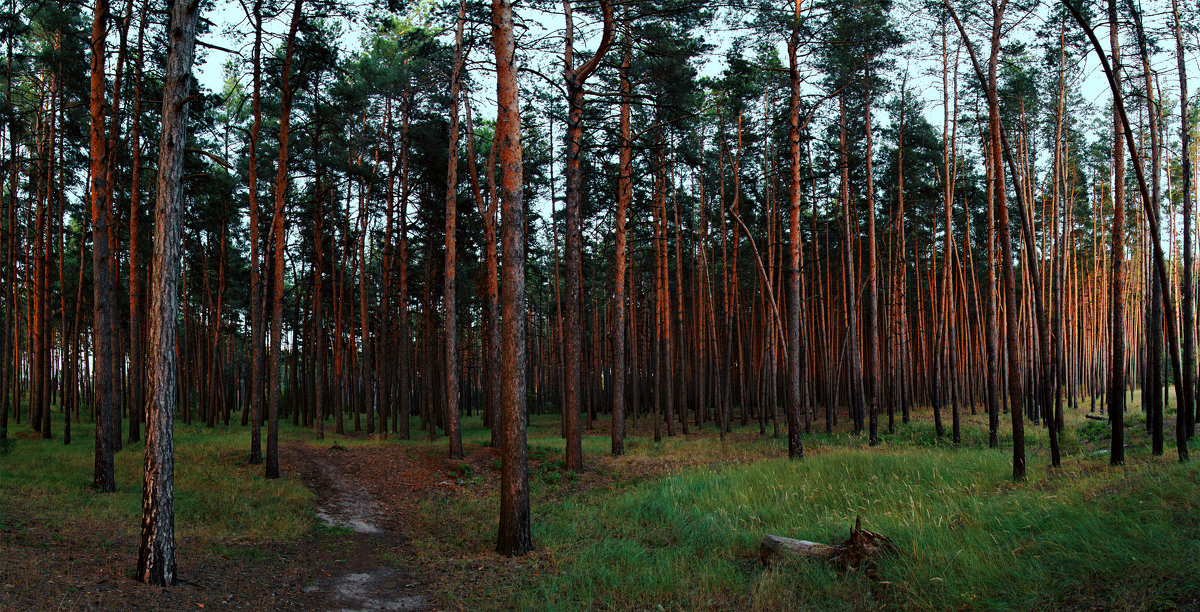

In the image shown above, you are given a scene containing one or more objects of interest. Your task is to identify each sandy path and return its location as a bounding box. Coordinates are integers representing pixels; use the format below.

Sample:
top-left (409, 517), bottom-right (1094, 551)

top-left (289, 444), bottom-right (426, 612)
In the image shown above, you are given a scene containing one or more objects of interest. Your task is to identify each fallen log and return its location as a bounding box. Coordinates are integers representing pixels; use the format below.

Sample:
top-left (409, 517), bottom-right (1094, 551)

top-left (1084, 414), bottom-right (1107, 421)
top-left (760, 535), bottom-right (829, 560)
top-left (760, 516), bottom-right (895, 572)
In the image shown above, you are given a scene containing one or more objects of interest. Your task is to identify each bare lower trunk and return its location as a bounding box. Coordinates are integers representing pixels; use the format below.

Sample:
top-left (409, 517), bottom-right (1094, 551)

top-left (246, 0), bottom-right (265, 464)
top-left (561, 0), bottom-right (613, 471)
top-left (444, 0), bottom-right (465, 459)
top-left (785, 19), bottom-right (804, 459)
top-left (89, 0), bottom-right (115, 493)
top-left (493, 0), bottom-right (532, 557)
top-left (1106, 0), bottom-right (1126, 466)
top-left (138, 0), bottom-right (200, 585)
top-left (611, 26), bottom-right (631, 456)
top-left (1172, 0), bottom-right (1194, 458)
top-left (267, 0), bottom-right (304, 480)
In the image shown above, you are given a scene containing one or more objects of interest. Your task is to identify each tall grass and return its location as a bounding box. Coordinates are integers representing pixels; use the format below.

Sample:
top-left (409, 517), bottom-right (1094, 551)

top-left (516, 446), bottom-right (1200, 610)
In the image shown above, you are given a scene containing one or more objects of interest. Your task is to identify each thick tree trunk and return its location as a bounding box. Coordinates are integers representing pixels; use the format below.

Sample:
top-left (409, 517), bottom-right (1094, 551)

top-left (493, 0), bottom-right (532, 557)
top-left (89, 0), bottom-right (116, 493)
top-left (138, 0), bottom-right (200, 585)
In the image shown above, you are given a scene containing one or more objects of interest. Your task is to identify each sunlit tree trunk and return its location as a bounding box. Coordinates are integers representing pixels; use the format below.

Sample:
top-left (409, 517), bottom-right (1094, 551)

top-left (493, 0), bottom-right (532, 557)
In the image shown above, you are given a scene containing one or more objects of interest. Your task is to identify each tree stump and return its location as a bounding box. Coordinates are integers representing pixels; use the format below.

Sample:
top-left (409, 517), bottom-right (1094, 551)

top-left (760, 516), bottom-right (896, 572)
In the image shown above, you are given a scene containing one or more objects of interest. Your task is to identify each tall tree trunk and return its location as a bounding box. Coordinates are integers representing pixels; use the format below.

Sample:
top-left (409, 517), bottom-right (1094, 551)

top-left (894, 80), bottom-right (911, 431)
top-left (561, 0), bottom-right (614, 471)
top-left (1128, 1), bottom-right (1162, 456)
top-left (1050, 23), bottom-right (1068, 467)
top-left (137, 0), bottom-right (200, 585)
top-left (1106, 0), bottom-right (1127, 466)
top-left (493, 0), bottom-right (532, 557)
top-left (838, 96), bottom-right (864, 436)
top-left (1060, 0), bottom-right (1188, 463)
top-left (1172, 0), bottom-right (1193, 459)
top-left (89, 0), bottom-right (116, 493)
top-left (0, 0), bottom-right (12, 441)
top-left (444, 0), bottom-right (465, 459)
top-left (463, 95), bottom-right (498, 446)
top-left (313, 156), bottom-right (327, 440)
top-left (398, 92), bottom-right (413, 440)
top-left (127, 0), bottom-right (148, 444)
top-left (945, 0), bottom-right (1026, 478)
top-left (245, 0), bottom-right (265, 464)
top-left (611, 24), bottom-right (631, 456)
top-left (785, 8), bottom-right (804, 459)
top-left (267, 0), bottom-right (303, 480)
top-left (863, 61), bottom-right (881, 446)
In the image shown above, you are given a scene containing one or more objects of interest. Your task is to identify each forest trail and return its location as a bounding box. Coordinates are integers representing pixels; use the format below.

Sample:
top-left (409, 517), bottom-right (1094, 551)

top-left (288, 443), bottom-right (427, 612)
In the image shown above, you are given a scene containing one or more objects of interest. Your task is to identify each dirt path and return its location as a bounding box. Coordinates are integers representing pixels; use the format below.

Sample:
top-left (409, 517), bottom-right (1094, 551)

top-left (287, 443), bottom-right (427, 612)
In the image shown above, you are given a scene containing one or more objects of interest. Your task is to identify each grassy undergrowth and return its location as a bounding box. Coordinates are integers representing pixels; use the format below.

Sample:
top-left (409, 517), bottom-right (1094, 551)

top-left (0, 410), bottom-right (314, 552)
top-left (3, 396), bottom-right (1199, 610)
top-left (423, 403), bottom-right (1200, 610)
top-left (522, 448), bottom-right (1200, 610)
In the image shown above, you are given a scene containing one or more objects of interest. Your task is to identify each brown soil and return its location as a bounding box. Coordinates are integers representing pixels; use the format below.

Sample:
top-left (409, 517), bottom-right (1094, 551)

top-left (286, 441), bottom-right (428, 611)
top-left (0, 442), bottom-right (437, 611)
top-left (0, 450), bottom-right (331, 610)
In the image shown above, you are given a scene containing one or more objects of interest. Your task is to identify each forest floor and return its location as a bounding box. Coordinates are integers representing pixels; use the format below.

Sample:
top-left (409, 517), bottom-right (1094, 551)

top-left (286, 442), bottom-right (426, 611)
top-left (2, 395), bottom-right (1200, 610)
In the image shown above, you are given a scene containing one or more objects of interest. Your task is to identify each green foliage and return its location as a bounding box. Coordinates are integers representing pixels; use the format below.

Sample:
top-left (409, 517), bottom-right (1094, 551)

top-left (455, 462), bottom-right (473, 478)
top-left (1076, 416), bottom-right (1110, 444)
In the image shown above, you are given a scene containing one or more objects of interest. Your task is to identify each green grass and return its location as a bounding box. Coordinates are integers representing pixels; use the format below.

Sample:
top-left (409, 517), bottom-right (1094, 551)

top-left (515, 447), bottom-right (1200, 610)
top-left (422, 405), bottom-right (1200, 610)
top-left (0, 409), bottom-right (314, 550)
top-left (4, 397), bottom-right (1199, 610)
